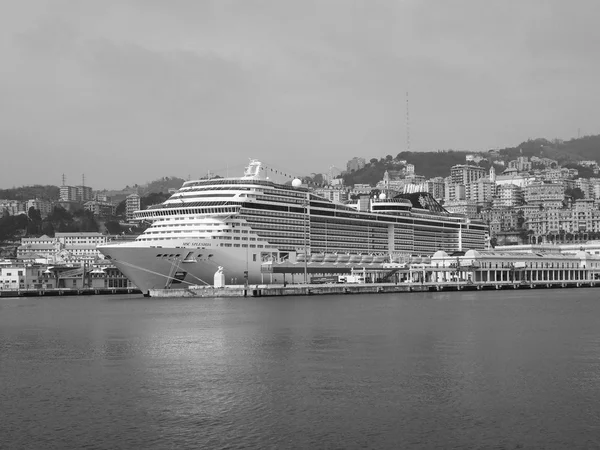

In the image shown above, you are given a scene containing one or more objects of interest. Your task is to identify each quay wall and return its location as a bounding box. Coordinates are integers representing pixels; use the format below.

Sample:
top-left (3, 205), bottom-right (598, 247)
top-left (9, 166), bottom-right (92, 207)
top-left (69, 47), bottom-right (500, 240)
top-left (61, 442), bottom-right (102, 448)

top-left (0, 288), bottom-right (141, 298)
top-left (150, 280), bottom-right (599, 298)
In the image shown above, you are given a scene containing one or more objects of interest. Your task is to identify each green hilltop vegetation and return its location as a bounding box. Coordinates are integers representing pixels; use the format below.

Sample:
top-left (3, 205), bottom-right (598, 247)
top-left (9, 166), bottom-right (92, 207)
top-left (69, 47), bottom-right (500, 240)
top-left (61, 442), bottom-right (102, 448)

top-left (139, 176), bottom-right (186, 195)
top-left (0, 206), bottom-right (99, 245)
top-left (498, 135), bottom-right (600, 162)
top-left (341, 151), bottom-right (469, 186)
top-left (339, 134), bottom-right (600, 187)
top-left (0, 185), bottom-right (60, 201)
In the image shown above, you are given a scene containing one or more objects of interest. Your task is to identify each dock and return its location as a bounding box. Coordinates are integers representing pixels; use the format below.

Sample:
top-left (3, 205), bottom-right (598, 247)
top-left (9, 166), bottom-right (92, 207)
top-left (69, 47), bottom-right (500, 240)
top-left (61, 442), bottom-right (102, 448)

top-left (149, 279), bottom-right (599, 298)
top-left (0, 287), bottom-right (142, 298)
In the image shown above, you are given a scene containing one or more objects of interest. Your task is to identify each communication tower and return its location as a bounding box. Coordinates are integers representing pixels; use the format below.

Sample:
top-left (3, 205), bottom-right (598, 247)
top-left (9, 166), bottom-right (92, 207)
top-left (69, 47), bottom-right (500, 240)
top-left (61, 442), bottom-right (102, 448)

top-left (406, 91), bottom-right (411, 152)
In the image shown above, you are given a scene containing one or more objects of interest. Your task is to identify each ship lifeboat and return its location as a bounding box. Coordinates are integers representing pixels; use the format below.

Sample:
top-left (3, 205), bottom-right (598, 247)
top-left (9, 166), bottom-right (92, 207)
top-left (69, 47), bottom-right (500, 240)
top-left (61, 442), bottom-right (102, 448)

top-left (323, 253), bottom-right (337, 263)
top-left (336, 254), bottom-right (350, 264)
top-left (348, 254), bottom-right (362, 264)
top-left (360, 255), bottom-right (374, 264)
top-left (296, 254), bottom-right (307, 263)
top-left (310, 254), bottom-right (325, 263)
top-left (372, 255), bottom-right (386, 264)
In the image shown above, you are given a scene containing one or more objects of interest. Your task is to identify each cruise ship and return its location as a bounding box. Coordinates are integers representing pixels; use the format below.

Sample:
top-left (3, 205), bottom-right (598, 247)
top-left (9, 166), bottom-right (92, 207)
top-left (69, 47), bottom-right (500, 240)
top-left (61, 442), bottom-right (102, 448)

top-left (98, 160), bottom-right (487, 295)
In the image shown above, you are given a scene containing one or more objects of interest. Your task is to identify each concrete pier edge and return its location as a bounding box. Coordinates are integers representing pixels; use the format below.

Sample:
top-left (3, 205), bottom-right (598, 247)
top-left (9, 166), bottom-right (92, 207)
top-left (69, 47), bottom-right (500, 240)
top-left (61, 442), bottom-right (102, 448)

top-left (148, 280), bottom-right (599, 298)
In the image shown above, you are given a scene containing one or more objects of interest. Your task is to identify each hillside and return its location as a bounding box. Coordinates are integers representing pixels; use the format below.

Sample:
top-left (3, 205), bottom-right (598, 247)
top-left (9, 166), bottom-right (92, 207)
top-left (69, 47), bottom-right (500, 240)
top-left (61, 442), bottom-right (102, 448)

top-left (340, 134), bottom-right (600, 187)
top-left (0, 185), bottom-right (60, 201)
top-left (498, 135), bottom-right (600, 163)
top-left (140, 177), bottom-right (186, 195)
top-left (341, 151), bottom-right (474, 186)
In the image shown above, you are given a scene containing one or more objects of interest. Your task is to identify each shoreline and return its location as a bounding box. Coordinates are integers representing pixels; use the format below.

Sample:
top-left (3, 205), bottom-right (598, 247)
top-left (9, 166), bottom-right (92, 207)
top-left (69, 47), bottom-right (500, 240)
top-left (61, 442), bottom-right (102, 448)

top-left (0, 287), bottom-right (141, 298)
top-left (150, 279), bottom-right (599, 297)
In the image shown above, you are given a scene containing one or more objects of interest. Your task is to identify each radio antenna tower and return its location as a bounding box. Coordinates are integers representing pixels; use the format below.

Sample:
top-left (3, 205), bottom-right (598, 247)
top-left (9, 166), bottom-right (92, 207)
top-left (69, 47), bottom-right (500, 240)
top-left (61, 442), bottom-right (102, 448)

top-left (62, 174), bottom-right (66, 186)
top-left (82, 174), bottom-right (85, 187)
top-left (406, 91), bottom-right (411, 152)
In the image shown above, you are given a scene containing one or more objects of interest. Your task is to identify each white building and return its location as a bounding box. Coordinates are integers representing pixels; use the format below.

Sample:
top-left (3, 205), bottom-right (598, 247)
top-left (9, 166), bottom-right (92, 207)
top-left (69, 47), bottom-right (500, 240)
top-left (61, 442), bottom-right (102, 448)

top-left (17, 232), bottom-right (109, 265)
top-left (126, 194), bottom-right (141, 222)
top-left (0, 261), bottom-right (48, 290)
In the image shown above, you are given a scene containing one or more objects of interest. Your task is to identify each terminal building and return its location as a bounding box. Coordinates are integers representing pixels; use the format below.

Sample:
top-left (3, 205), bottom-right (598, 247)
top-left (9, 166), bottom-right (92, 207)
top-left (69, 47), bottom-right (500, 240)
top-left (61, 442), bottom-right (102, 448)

top-left (428, 249), bottom-right (600, 284)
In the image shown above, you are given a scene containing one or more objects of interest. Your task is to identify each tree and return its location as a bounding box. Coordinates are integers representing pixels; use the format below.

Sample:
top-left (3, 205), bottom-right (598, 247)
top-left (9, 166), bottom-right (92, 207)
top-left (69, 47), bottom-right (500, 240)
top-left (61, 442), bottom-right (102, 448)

top-left (47, 206), bottom-right (76, 233)
top-left (563, 163), bottom-right (597, 179)
top-left (41, 220), bottom-right (55, 237)
top-left (26, 207), bottom-right (42, 236)
top-left (518, 229), bottom-right (529, 244)
top-left (105, 220), bottom-right (122, 235)
top-left (115, 200), bottom-right (126, 216)
top-left (0, 214), bottom-right (28, 243)
top-left (77, 210), bottom-right (99, 232)
top-left (141, 192), bottom-right (170, 209)
top-left (565, 187), bottom-right (585, 200)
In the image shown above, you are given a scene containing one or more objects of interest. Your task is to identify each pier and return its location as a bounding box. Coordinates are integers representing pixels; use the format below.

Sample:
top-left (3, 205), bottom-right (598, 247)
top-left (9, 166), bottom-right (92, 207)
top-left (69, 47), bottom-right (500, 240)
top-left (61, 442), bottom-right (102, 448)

top-left (149, 279), bottom-right (599, 298)
top-left (0, 287), bottom-right (141, 298)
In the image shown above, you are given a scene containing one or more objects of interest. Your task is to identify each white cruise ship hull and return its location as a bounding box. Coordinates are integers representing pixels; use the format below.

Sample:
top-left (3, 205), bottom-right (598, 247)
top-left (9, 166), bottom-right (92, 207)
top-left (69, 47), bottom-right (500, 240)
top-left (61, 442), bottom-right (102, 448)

top-left (99, 243), bottom-right (269, 295)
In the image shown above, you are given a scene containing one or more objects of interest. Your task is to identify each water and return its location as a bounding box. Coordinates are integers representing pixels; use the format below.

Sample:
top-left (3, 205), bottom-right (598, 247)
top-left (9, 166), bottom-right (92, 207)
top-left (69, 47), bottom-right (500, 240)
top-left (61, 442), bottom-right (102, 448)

top-left (1, 290), bottom-right (600, 449)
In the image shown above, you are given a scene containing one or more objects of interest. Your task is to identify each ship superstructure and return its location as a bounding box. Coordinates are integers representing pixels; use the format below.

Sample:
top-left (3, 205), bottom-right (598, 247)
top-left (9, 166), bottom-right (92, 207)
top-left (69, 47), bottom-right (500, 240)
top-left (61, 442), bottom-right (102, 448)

top-left (99, 160), bottom-right (487, 295)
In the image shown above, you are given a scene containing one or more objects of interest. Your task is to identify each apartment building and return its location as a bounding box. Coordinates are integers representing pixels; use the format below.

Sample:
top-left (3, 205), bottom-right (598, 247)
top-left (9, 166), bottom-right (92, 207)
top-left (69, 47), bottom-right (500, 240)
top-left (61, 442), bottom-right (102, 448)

top-left (125, 193), bottom-right (141, 222)
top-left (426, 177), bottom-right (446, 201)
top-left (523, 182), bottom-right (564, 204)
top-left (450, 164), bottom-right (487, 185)
top-left (466, 178), bottom-right (494, 207)
top-left (314, 187), bottom-right (349, 204)
top-left (524, 200), bottom-right (600, 236)
top-left (493, 184), bottom-right (524, 208)
top-left (84, 200), bottom-right (116, 217)
top-left (60, 185), bottom-right (93, 202)
top-left (480, 207), bottom-right (522, 236)
top-left (444, 200), bottom-right (478, 219)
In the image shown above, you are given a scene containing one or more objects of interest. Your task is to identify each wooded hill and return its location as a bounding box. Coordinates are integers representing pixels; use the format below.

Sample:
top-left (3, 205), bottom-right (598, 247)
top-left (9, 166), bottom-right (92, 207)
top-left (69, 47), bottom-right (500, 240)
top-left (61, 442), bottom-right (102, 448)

top-left (340, 135), bottom-right (600, 187)
top-left (0, 185), bottom-right (60, 201)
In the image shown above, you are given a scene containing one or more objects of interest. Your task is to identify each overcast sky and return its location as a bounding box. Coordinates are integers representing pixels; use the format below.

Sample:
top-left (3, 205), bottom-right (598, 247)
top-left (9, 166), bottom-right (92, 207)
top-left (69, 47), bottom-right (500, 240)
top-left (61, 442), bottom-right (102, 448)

top-left (1, 0), bottom-right (598, 189)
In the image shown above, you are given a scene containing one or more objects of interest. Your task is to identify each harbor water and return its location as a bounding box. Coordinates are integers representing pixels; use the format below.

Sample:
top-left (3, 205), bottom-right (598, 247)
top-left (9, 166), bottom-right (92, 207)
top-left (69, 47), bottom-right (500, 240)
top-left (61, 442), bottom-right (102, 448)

top-left (1, 290), bottom-right (600, 449)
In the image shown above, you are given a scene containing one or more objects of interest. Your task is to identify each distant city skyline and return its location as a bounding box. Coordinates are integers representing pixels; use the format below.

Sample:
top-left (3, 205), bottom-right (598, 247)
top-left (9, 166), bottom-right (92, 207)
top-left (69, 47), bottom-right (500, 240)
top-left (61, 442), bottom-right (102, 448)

top-left (1, 0), bottom-right (599, 189)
